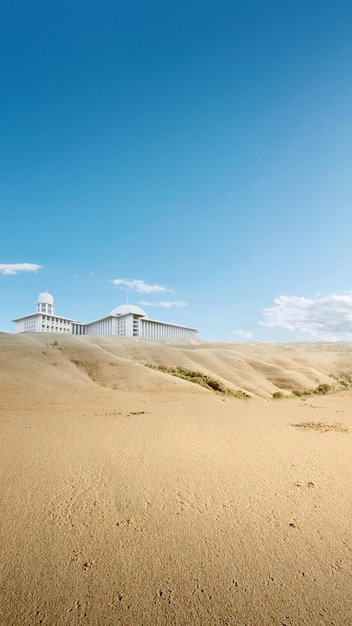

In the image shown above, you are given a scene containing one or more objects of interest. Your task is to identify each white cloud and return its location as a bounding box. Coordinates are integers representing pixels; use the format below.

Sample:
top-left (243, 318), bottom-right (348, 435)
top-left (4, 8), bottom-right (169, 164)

top-left (260, 294), bottom-right (352, 340)
top-left (111, 278), bottom-right (173, 294)
top-left (138, 300), bottom-right (188, 308)
top-left (230, 329), bottom-right (253, 340)
top-left (0, 263), bottom-right (42, 275)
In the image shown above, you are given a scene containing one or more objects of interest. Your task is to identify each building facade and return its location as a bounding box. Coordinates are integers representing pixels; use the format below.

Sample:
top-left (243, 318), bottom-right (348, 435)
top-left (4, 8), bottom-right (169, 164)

top-left (12, 293), bottom-right (198, 340)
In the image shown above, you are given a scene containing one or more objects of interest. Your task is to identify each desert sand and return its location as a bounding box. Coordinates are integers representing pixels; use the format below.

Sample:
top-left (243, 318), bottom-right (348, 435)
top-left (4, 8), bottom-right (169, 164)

top-left (0, 332), bottom-right (352, 625)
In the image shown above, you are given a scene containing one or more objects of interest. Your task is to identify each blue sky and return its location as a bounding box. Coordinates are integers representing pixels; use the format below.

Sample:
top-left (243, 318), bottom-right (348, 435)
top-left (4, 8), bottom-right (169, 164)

top-left (1, 0), bottom-right (352, 341)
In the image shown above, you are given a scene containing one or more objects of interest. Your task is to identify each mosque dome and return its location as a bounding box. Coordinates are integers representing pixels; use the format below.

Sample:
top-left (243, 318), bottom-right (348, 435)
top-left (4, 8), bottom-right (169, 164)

top-left (109, 304), bottom-right (147, 317)
top-left (37, 292), bottom-right (54, 305)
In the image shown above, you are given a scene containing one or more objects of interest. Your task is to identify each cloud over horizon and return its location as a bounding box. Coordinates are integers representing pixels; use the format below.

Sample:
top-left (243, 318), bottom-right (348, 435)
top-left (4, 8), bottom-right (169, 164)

top-left (230, 329), bottom-right (253, 340)
top-left (260, 293), bottom-right (352, 340)
top-left (138, 300), bottom-right (188, 308)
top-left (0, 263), bottom-right (42, 275)
top-left (111, 278), bottom-right (172, 294)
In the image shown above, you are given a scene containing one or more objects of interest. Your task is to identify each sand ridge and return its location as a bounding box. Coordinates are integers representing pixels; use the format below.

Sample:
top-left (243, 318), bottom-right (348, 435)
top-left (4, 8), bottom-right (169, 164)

top-left (1, 333), bottom-right (352, 397)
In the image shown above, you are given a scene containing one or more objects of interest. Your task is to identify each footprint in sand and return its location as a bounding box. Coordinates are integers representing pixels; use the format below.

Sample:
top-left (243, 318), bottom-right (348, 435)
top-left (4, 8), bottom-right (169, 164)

top-left (294, 481), bottom-right (316, 489)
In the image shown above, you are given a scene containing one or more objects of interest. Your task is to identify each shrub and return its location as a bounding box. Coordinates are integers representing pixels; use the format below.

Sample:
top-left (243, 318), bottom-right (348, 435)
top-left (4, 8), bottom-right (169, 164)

top-left (272, 391), bottom-right (288, 399)
top-left (293, 377), bottom-right (352, 397)
top-left (313, 383), bottom-right (331, 395)
top-left (145, 364), bottom-right (250, 397)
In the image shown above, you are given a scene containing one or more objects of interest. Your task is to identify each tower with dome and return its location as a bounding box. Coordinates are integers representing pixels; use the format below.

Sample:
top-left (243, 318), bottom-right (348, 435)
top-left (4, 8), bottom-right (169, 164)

top-left (12, 292), bottom-right (77, 334)
top-left (12, 293), bottom-right (197, 339)
top-left (37, 292), bottom-right (55, 315)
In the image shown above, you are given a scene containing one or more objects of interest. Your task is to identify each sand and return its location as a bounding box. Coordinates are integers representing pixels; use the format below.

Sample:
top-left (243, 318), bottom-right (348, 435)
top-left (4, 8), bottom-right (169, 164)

top-left (0, 333), bottom-right (352, 625)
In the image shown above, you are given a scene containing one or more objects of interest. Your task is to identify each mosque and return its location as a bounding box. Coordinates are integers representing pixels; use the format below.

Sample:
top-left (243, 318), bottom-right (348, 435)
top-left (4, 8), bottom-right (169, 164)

top-left (12, 292), bottom-right (198, 340)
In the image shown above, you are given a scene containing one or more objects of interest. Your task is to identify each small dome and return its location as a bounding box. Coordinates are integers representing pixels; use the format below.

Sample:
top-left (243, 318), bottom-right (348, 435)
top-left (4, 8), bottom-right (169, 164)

top-left (37, 292), bottom-right (54, 305)
top-left (109, 304), bottom-right (147, 317)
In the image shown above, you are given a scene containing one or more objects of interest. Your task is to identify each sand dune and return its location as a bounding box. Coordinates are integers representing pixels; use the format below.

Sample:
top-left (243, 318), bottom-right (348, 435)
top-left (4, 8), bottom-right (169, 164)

top-left (1, 332), bottom-right (352, 396)
top-left (1, 333), bottom-right (352, 625)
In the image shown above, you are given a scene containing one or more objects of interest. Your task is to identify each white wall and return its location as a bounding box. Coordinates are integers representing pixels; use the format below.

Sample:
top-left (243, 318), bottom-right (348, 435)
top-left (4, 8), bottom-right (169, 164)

top-left (84, 316), bottom-right (114, 335)
top-left (15, 314), bottom-right (74, 334)
top-left (13, 310), bottom-right (197, 339)
top-left (139, 319), bottom-right (197, 340)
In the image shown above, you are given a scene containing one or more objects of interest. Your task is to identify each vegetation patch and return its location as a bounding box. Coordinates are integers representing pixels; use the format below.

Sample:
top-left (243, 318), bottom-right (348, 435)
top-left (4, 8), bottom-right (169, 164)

top-left (292, 421), bottom-right (349, 433)
top-left (272, 391), bottom-right (291, 399)
top-left (274, 375), bottom-right (352, 399)
top-left (295, 379), bottom-right (352, 396)
top-left (145, 364), bottom-right (250, 397)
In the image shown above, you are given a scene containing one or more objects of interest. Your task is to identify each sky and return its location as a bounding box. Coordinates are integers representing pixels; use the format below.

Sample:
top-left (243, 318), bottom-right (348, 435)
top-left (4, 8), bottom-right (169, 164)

top-left (1, 0), bottom-right (352, 341)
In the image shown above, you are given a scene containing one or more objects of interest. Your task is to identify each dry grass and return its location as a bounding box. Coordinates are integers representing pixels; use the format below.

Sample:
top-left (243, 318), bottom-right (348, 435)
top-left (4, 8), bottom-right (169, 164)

top-left (292, 421), bottom-right (349, 433)
top-left (272, 391), bottom-right (291, 399)
top-left (274, 375), bottom-right (352, 399)
top-left (145, 364), bottom-right (250, 397)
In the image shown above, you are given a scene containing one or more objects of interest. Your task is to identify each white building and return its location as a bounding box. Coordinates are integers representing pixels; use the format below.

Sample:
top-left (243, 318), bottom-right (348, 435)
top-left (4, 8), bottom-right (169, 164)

top-left (12, 292), bottom-right (78, 334)
top-left (12, 293), bottom-right (198, 340)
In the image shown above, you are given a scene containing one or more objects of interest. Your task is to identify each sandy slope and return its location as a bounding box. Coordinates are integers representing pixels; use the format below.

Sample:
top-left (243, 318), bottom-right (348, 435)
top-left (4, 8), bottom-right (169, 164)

top-left (0, 333), bottom-right (352, 625)
top-left (1, 332), bottom-right (352, 396)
